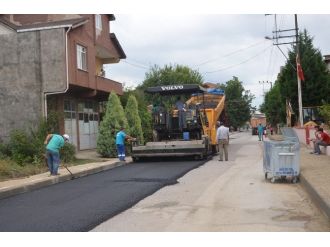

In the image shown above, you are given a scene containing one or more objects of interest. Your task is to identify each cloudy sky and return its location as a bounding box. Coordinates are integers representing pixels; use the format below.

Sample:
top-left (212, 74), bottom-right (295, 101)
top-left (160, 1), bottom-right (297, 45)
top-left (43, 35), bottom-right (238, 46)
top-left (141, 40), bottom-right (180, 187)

top-left (4, 1), bottom-right (330, 109)
top-left (105, 14), bottom-right (330, 108)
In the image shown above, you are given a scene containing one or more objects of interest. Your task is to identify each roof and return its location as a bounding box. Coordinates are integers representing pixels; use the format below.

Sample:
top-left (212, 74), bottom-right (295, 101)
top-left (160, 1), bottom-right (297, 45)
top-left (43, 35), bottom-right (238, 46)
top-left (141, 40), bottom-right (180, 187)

top-left (251, 111), bottom-right (266, 118)
top-left (145, 84), bottom-right (207, 95)
top-left (202, 82), bottom-right (218, 88)
top-left (304, 121), bottom-right (318, 127)
top-left (110, 33), bottom-right (126, 59)
top-left (0, 17), bottom-right (17, 31)
top-left (0, 17), bottom-right (89, 32)
top-left (324, 55), bottom-right (330, 62)
top-left (108, 14), bottom-right (116, 21)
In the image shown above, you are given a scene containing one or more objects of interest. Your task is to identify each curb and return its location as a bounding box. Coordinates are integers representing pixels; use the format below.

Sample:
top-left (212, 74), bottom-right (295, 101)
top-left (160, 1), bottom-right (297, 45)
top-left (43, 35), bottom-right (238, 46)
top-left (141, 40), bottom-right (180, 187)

top-left (0, 161), bottom-right (126, 200)
top-left (300, 173), bottom-right (330, 219)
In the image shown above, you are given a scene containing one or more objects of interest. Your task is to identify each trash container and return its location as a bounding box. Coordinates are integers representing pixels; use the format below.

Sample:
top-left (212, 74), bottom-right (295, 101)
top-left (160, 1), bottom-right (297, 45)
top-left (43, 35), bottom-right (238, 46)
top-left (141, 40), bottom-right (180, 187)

top-left (263, 127), bottom-right (300, 183)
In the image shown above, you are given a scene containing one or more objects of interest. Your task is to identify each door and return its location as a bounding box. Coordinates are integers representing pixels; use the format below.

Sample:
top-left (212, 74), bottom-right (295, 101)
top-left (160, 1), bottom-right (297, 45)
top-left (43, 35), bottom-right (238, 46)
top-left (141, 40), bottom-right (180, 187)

top-left (78, 101), bottom-right (99, 150)
top-left (64, 100), bottom-right (78, 148)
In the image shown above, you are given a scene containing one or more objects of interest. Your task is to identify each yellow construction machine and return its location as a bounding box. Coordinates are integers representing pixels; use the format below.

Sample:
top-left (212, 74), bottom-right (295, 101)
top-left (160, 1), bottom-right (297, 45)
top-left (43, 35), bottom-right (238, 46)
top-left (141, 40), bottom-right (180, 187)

top-left (131, 84), bottom-right (225, 161)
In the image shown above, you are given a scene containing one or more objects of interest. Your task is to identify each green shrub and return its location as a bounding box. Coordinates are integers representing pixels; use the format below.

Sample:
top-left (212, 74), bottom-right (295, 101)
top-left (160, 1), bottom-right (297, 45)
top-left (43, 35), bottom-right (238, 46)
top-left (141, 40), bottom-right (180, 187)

top-left (8, 130), bottom-right (35, 165)
top-left (97, 92), bottom-right (129, 157)
top-left (3, 112), bottom-right (64, 166)
top-left (319, 103), bottom-right (330, 126)
top-left (125, 95), bottom-right (144, 145)
top-left (60, 142), bottom-right (76, 163)
top-left (0, 142), bottom-right (11, 158)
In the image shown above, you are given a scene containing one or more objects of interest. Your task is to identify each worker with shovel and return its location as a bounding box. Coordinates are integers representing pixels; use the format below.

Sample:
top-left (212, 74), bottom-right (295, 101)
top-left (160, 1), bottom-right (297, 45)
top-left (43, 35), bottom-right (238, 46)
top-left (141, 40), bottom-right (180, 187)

top-left (44, 133), bottom-right (70, 176)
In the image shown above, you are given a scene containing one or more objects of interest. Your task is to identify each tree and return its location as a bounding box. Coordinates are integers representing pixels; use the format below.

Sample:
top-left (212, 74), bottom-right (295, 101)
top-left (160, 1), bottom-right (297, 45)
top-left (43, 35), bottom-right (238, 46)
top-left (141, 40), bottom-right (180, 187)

top-left (277, 30), bottom-right (330, 121)
top-left (121, 87), bottom-right (153, 143)
top-left (224, 76), bottom-right (254, 129)
top-left (97, 92), bottom-right (128, 157)
top-left (260, 82), bottom-right (286, 127)
top-left (319, 102), bottom-right (330, 126)
top-left (138, 64), bottom-right (204, 105)
top-left (140, 64), bottom-right (203, 89)
top-left (134, 89), bottom-right (153, 143)
top-left (125, 95), bottom-right (144, 145)
top-left (131, 64), bottom-right (203, 141)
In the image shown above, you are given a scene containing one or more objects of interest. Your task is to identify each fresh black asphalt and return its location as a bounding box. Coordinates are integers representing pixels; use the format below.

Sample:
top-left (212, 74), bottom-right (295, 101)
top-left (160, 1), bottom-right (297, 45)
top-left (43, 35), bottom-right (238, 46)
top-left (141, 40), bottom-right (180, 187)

top-left (0, 159), bottom-right (207, 232)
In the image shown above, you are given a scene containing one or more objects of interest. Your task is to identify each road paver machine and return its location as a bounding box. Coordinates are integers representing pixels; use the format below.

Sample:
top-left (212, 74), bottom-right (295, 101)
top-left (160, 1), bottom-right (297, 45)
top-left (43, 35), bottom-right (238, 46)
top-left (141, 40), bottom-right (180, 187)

top-left (131, 84), bottom-right (225, 161)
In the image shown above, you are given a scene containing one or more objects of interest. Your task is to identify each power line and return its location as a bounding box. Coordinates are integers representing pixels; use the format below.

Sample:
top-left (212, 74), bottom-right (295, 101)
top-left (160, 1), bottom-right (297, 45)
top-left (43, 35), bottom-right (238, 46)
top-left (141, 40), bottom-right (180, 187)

top-left (193, 39), bottom-right (267, 68)
top-left (203, 45), bottom-right (273, 74)
top-left (265, 45), bottom-right (273, 80)
top-left (122, 60), bottom-right (149, 70)
top-left (269, 46), bottom-right (280, 82)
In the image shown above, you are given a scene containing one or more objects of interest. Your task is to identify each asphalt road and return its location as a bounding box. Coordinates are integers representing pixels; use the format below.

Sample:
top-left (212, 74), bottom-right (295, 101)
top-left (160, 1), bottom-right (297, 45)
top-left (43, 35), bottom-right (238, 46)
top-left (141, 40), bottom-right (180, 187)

top-left (93, 132), bottom-right (330, 232)
top-left (0, 158), bottom-right (207, 232)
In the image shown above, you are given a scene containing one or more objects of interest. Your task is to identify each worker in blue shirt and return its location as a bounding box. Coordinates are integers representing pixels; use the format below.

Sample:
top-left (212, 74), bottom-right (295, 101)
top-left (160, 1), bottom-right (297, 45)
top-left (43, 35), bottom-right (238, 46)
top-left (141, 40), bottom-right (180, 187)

top-left (257, 123), bottom-right (264, 141)
top-left (44, 133), bottom-right (70, 175)
top-left (116, 127), bottom-right (134, 161)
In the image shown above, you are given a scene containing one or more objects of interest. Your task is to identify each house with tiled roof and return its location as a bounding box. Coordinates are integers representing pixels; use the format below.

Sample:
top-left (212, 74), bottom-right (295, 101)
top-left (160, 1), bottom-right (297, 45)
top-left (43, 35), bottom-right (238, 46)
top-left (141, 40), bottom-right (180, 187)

top-left (0, 14), bottom-right (126, 150)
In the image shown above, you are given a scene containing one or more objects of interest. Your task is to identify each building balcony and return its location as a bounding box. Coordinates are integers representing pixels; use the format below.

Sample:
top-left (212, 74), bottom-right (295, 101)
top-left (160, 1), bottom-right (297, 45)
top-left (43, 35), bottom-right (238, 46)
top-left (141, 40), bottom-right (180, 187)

top-left (96, 75), bottom-right (123, 95)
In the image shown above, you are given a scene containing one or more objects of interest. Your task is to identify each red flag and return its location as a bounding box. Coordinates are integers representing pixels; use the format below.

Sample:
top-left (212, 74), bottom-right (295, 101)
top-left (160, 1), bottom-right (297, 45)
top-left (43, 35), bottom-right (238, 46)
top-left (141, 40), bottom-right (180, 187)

top-left (296, 54), bottom-right (305, 81)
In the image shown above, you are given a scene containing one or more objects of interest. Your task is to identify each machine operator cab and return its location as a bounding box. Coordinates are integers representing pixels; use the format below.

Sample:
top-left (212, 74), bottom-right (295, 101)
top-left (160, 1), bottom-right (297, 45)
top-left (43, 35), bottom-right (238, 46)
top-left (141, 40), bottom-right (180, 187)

top-left (145, 84), bottom-right (208, 142)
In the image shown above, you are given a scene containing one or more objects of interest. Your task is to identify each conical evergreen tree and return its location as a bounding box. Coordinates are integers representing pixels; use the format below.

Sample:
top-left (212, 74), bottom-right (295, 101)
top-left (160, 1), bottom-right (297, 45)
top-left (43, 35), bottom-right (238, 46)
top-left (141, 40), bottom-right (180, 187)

top-left (97, 92), bottom-right (129, 157)
top-left (125, 95), bottom-right (144, 145)
top-left (278, 30), bottom-right (330, 120)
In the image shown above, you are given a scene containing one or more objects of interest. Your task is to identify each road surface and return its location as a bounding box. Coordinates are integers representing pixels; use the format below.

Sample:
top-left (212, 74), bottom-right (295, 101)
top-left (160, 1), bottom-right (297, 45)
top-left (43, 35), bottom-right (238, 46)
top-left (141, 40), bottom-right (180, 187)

top-left (0, 157), bottom-right (207, 231)
top-left (92, 131), bottom-right (330, 231)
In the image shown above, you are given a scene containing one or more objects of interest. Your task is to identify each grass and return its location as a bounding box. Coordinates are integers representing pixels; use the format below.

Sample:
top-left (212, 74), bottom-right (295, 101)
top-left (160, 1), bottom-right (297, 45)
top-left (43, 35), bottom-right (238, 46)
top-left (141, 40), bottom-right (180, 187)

top-left (0, 158), bottom-right (99, 182)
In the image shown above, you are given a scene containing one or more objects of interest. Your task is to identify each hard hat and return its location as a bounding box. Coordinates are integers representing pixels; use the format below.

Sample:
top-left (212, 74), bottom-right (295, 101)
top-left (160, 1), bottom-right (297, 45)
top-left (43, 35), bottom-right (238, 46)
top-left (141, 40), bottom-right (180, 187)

top-left (63, 134), bottom-right (70, 141)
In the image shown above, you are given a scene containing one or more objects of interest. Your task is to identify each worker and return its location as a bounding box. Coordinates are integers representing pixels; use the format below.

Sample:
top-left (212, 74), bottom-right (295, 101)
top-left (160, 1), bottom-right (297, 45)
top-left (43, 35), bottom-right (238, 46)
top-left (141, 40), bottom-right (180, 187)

top-left (44, 133), bottom-right (70, 176)
top-left (175, 96), bottom-right (186, 130)
top-left (115, 126), bottom-right (134, 161)
top-left (216, 121), bottom-right (230, 161)
top-left (257, 123), bottom-right (264, 141)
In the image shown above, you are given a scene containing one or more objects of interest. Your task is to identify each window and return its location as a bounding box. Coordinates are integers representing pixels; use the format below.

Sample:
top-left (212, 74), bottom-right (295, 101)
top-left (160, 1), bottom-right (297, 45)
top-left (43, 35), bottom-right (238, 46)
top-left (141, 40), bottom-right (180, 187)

top-left (77, 44), bottom-right (87, 70)
top-left (64, 100), bottom-right (76, 120)
top-left (95, 14), bottom-right (102, 31)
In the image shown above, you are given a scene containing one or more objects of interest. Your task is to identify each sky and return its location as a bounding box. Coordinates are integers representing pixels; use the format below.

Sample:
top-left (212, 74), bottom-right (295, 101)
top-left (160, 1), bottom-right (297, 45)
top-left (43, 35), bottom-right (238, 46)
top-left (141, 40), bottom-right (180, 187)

top-left (106, 14), bottom-right (330, 109)
top-left (4, 1), bottom-right (330, 110)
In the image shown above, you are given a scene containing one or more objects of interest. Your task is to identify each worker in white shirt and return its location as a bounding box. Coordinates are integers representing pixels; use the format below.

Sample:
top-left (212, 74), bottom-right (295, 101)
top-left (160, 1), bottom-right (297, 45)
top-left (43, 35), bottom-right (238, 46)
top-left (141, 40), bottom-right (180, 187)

top-left (216, 121), bottom-right (230, 161)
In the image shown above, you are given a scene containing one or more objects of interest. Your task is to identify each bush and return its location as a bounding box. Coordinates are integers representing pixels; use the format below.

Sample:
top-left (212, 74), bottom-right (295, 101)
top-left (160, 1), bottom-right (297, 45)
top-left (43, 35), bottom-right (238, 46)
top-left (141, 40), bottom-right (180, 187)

top-left (60, 142), bottom-right (76, 163)
top-left (2, 112), bottom-right (69, 166)
top-left (8, 130), bottom-right (35, 165)
top-left (319, 103), bottom-right (330, 126)
top-left (125, 95), bottom-right (144, 145)
top-left (97, 92), bottom-right (128, 157)
top-left (0, 142), bottom-right (11, 158)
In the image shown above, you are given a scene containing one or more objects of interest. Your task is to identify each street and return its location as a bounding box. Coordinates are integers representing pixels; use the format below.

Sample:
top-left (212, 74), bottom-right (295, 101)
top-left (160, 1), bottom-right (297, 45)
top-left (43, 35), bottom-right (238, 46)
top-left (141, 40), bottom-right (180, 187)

top-left (0, 154), bottom-right (206, 231)
top-left (92, 131), bottom-right (330, 231)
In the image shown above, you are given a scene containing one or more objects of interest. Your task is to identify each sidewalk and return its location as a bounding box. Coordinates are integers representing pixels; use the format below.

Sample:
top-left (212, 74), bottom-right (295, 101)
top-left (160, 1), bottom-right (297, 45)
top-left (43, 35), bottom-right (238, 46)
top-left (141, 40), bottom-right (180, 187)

top-left (299, 144), bottom-right (330, 219)
top-left (0, 145), bottom-right (330, 221)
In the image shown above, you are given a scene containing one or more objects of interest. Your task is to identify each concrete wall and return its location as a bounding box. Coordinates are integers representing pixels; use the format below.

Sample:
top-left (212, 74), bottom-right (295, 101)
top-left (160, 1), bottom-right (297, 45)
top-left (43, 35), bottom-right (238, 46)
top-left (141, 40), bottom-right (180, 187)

top-left (40, 29), bottom-right (66, 92)
top-left (0, 28), bottom-right (66, 141)
top-left (0, 23), bottom-right (15, 35)
top-left (293, 128), bottom-right (306, 144)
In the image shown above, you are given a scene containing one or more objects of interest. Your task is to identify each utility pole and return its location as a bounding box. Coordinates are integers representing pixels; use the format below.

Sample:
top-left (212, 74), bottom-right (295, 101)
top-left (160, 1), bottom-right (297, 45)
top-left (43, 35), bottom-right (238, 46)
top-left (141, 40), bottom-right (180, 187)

top-left (265, 14), bottom-right (303, 127)
top-left (259, 80), bottom-right (273, 95)
top-left (295, 14), bottom-right (304, 127)
top-left (259, 81), bottom-right (265, 96)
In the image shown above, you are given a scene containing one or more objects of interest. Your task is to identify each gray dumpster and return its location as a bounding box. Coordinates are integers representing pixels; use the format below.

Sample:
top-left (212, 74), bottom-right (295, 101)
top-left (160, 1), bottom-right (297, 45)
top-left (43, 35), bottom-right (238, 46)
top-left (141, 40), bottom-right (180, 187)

top-left (263, 127), bottom-right (300, 183)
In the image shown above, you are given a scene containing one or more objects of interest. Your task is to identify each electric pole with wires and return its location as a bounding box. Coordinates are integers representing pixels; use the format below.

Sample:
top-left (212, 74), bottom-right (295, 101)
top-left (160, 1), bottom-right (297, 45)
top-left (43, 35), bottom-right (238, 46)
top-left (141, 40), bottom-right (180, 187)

top-left (265, 14), bottom-right (303, 127)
